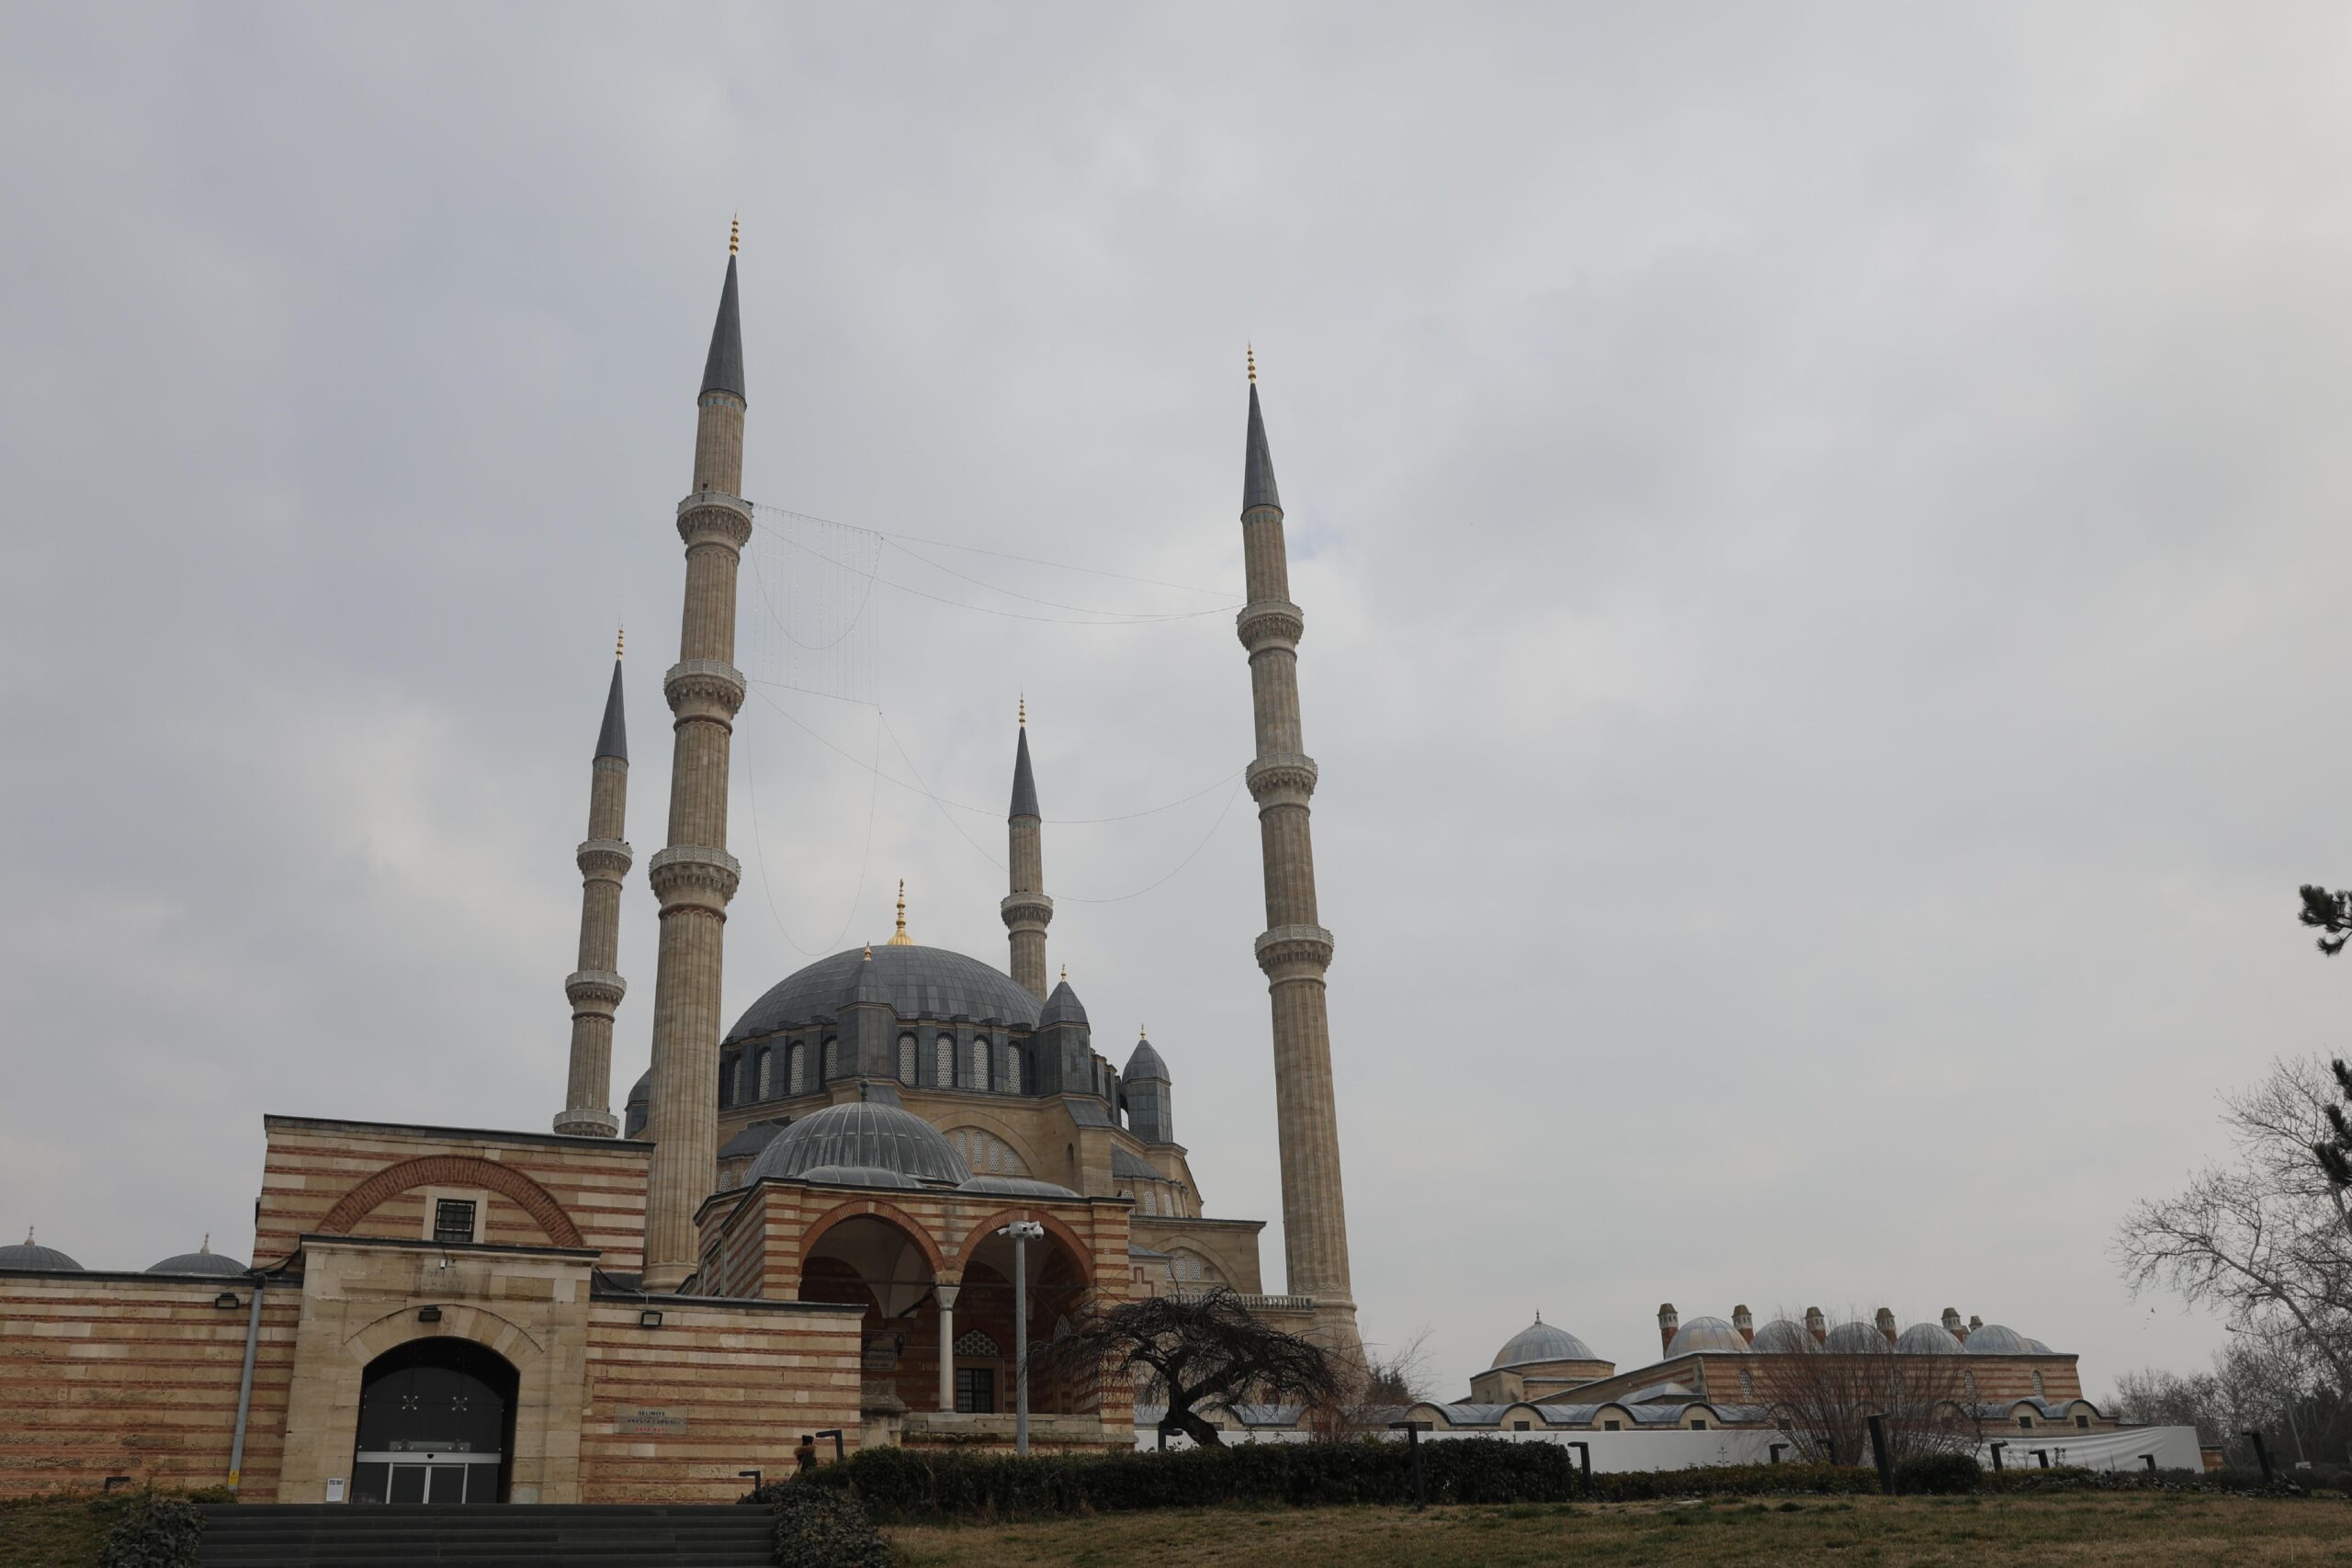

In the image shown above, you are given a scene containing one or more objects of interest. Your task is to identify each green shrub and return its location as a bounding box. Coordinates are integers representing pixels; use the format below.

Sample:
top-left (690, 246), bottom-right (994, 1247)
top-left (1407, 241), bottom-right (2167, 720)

top-left (1893, 1453), bottom-right (1982, 1495)
top-left (96, 1495), bottom-right (206, 1568)
top-left (769, 1482), bottom-right (892, 1568)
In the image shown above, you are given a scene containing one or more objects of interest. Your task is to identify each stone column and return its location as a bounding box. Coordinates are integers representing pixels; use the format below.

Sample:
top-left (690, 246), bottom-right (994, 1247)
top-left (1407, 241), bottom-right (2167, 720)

top-left (936, 1281), bottom-right (961, 1413)
top-left (557, 653), bottom-right (630, 1136)
top-left (1235, 361), bottom-right (1358, 1355)
top-left (1001, 705), bottom-right (1052, 1000)
top-left (641, 246), bottom-right (751, 1291)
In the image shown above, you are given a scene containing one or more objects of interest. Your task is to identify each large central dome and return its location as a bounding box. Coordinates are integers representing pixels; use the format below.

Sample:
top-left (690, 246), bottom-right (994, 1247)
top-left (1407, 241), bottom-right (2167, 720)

top-left (725, 944), bottom-right (1042, 1043)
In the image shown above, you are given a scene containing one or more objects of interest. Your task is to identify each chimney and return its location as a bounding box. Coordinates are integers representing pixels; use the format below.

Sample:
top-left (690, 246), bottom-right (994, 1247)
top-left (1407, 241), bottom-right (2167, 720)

top-left (1968, 1314), bottom-right (1983, 1335)
top-left (1732, 1304), bottom-right (1754, 1345)
top-left (1874, 1307), bottom-right (1898, 1346)
top-left (1941, 1306), bottom-right (1965, 1341)
top-left (1804, 1305), bottom-right (1826, 1344)
top-left (1657, 1303), bottom-right (1679, 1358)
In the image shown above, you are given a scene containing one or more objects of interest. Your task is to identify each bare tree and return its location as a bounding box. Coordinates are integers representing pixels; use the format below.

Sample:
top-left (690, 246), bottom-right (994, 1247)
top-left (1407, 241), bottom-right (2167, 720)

top-left (1046, 1286), bottom-right (1341, 1449)
top-left (2112, 1055), bottom-right (2352, 1400)
top-left (1750, 1320), bottom-right (1975, 1469)
top-left (1302, 1325), bottom-right (1435, 1440)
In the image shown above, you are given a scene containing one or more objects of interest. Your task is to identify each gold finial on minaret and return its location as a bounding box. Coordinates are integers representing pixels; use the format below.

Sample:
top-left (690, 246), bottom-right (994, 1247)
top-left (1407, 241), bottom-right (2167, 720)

top-left (729, 215), bottom-right (740, 255)
top-left (616, 625), bottom-right (625, 660)
top-left (1019, 694), bottom-right (1026, 728)
top-left (1247, 344), bottom-right (1257, 384)
top-left (888, 878), bottom-right (913, 945)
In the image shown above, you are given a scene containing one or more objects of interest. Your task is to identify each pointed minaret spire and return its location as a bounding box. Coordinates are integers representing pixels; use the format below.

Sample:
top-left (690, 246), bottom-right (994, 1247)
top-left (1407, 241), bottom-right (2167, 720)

top-left (1003, 702), bottom-right (1053, 998)
top-left (557, 641), bottom-right (633, 1137)
top-left (642, 234), bottom-right (755, 1286)
top-left (1233, 358), bottom-right (1357, 1356)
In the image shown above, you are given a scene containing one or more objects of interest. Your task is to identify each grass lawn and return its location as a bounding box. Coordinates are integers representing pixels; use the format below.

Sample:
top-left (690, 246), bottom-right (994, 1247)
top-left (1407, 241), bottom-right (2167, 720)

top-left (887, 1495), bottom-right (2352, 1567)
top-left (0, 1495), bottom-right (119, 1568)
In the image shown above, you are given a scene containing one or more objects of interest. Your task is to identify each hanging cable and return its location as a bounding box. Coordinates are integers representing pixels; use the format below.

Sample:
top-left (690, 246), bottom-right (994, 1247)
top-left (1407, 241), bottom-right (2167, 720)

top-left (743, 708), bottom-right (882, 957)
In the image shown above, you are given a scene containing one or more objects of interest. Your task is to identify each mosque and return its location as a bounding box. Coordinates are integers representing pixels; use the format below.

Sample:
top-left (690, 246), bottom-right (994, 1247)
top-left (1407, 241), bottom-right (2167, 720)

top-left (0, 233), bottom-right (2131, 1504)
top-left (0, 231), bottom-right (1357, 1504)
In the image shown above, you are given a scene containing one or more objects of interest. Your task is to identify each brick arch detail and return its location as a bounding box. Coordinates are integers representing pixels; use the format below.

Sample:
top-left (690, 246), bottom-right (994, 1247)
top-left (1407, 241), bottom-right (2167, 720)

top-left (799, 1197), bottom-right (949, 1277)
top-left (316, 1156), bottom-right (584, 1249)
top-left (950, 1207), bottom-right (1096, 1289)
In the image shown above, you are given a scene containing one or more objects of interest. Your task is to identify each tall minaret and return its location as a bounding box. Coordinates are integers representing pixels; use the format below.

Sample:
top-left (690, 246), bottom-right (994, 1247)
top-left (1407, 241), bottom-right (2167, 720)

top-left (1001, 698), bottom-right (1053, 999)
top-left (1235, 351), bottom-right (1359, 1352)
top-left (554, 634), bottom-right (631, 1136)
top-left (640, 224), bottom-right (753, 1290)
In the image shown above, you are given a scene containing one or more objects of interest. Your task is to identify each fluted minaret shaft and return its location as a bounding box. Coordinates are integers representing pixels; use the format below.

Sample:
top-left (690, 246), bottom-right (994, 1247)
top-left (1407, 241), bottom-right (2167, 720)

top-left (556, 657), bottom-right (631, 1136)
top-left (641, 248), bottom-right (752, 1290)
top-left (1001, 714), bottom-right (1053, 999)
top-left (1236, 369), bottom-right (1357, 1351)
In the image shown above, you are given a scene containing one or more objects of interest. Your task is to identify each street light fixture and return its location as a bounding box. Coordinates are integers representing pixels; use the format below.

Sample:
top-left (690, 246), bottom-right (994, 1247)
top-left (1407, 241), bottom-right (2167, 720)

top-left (998, 1222), bottom-right (1046, 1457)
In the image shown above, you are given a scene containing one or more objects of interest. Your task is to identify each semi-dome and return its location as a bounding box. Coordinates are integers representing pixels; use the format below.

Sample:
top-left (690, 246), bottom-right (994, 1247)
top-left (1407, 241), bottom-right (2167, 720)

top-left (0, 1231), bottom-right (81, 1271)
top-left (1749, 1319), bottom-right (1819, 1354)
top-left (1896, 1321), bottom-right (1962, 1355)
top-left (745, 1101), bottom-right (970, 1188)
top-left (1667, 1315), bottom-right (1748, 1356)
top-left (147, 1239), bottom-right (246, 1277)
top-left (727, 945), bottom-right (1040, 1042)
top-left (1823, 1320), bottom-right (1894, 1353)
top-left (1963, 1323), bottom-right (2030, 1354)
top-left (1491, 1315), bottom-right (1600, 1369)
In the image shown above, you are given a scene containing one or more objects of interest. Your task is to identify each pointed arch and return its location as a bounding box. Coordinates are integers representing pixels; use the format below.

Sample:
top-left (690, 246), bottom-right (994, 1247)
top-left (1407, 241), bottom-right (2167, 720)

top-left (315, 1156), bottom-right (583, 1248)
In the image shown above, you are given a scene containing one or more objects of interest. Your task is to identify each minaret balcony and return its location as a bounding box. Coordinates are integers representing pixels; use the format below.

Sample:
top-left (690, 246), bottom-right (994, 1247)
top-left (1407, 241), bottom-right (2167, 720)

top-left (565, 969), bottom-right (628, 1009)
top-left (1237, 599), bottom-right (1305, 654)
top-left (1254, 923), bottom-right (1335, 978)
top-left (676, 491), bottom-right (753, 550)
top-left (575, 839), bottom-right (634, 881)
top-left (1000, 891), bottom-right (1054, 931)
top-left (663, 659), bottom-right (747, 719)
top-left (648, 843), bottom-right (742, 911)
top-left (1245, 754), bottom-right (1317, 810)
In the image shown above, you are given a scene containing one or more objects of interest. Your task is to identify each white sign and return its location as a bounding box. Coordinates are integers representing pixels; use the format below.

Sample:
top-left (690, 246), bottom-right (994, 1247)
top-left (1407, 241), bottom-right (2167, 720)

top-left (324, 1478), bottom-right (345, 1503)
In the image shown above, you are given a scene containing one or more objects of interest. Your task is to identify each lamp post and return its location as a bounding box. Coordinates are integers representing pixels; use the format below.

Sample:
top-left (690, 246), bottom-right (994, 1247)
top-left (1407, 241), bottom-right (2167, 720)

top-left (999, 1222), bottom-right (1045, 1457)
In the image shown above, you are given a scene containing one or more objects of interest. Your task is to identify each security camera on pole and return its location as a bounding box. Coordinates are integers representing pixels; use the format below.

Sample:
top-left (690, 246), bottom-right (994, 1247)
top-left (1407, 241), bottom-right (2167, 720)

top-left (998, 1221), bottom-right (1045, 1456)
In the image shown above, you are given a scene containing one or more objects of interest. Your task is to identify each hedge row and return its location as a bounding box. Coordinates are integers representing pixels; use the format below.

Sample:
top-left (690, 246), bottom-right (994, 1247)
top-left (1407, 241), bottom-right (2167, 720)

top-left (754, 1444), bottom-right (1902, 1521)
top-left (1979, 1464), bottom-right (2335, 1498)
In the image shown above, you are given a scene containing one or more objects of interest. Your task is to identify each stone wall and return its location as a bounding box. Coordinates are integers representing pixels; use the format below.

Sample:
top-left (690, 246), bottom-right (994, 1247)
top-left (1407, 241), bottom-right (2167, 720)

top-left (255, 1117), bottom-right (651, 1273)
top-left (0, 1270), bottom-right (296, 1496)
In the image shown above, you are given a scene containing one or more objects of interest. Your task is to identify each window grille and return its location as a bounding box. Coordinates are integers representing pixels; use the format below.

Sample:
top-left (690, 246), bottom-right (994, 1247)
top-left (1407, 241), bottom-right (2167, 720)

top-left (935, 1035), bottom-right (954, 1087)
top-left (954, 1330), bottom-right (1001, 1358)
top-left (787, 1043), bottom-right (806, 1094)
top-left (822, 1038), bottom-right (839, 1080)
top-left (433, 1199), bottom-right (477, 1246)
top-left (970, 1039), bottom-right (989, 1091)
top-left (755, 1047), bottom-right (772, 1099)
top-left (899, 1034), bottom-right (917, 1084)
top-left (1004, 1046), bottom-right (1022, 1094)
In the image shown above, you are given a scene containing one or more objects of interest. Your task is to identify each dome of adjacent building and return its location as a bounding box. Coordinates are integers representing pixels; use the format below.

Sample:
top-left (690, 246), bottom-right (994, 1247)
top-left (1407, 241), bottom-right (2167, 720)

top-left (726, 945), bottom-right (1041, 1043)
top-left (1896, 1321), bottom-right (1962, 1355)
top-left (1963, 1323), bottom-right (2030, 1354)
top-left (745, 1101), bottom-right (971, 1189)
top-left (1749, 1319), bottom-right (1819, 1354)
top-left (959, 1174), bottom-right (1082, 1200)
top-left (1823, 1320), bottom-right (1893, 1353)
top-left (146, 1239), bottom-right (246, 1277)
top-left (1491, 1316), bottom-right (1600, 1369)
top-left (1666, 1315), bottom-right (1748, 1356)
top-left (0, 1232), bottom-right (82, 1271)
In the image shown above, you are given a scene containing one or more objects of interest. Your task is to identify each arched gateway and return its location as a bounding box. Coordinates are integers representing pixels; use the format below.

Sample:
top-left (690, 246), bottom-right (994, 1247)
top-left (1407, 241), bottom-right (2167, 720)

top-left (349, 1338), bottom-right (518, 1505)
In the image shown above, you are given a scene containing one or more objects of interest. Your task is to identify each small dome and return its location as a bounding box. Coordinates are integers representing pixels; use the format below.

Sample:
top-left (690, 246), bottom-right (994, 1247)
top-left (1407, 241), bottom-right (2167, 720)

top-left (1039, 977), bottom-right (1088, 1029)
top-left (1125, 1032), bottom-right (1169, 1082)
top-left (2024, 1337), bottom-right (2052, 1354)
top-left (1896, 1321), bottom-right (1962, 1355)
top-left (959, 1174), bottom-right (1082, 1200)
top-left (1491, 1316), bottom-right (1600, 1369)
top-left (1749, 1319), bottom-right (1819, 1354)
top-left (0, 1232), bottom-right (81, 1271)
top-left (147, 1239), bottom-right (246, 1277)
top-left (1963, 1323), bottom-right (2030, 1354)
top-left (1823, 1320), bottom-right (1893, 1353)
top-left (746, 1101), bottom-right (970, 1188)
top-left (1666, 1315), bottom-right (1748, 1356)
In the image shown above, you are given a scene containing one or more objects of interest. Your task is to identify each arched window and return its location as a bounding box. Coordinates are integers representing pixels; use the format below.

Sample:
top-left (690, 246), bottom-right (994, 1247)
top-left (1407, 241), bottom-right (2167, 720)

top-left (1004, 1046), bottom-right (1023, 1095)
top-left (1169, 1249), bottom-right (1219, 1285)
top-left (935, 1035), bottom-right (955, 1088)
top-left (970, 1038), bottom-right (989, 1092)
top-left (755, 1046), bottom-right (773, 1099)
top-left (955, 1329), bottom-right (1001, 1358)
top-left (822, 1037), bottom-right (839, 1081)
top-left (1141, 1187), bottom-right (1159, 1217)
top-left (787, 1043), bottom-right (805, 1095)
top-left (947, 1127), bottom-right (1027, 1177)
top-left (898, 1034), bottom-right (917, 1085)
top-left (718, 1055), bottom-right (735, 1109)
top-left (2032, 1371), bottom-right (2046, 1399)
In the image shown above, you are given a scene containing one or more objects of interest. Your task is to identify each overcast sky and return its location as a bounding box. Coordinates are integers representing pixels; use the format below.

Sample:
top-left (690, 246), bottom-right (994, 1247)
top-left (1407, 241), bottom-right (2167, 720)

top-left (6, 2), bottom-right (2349, 1396)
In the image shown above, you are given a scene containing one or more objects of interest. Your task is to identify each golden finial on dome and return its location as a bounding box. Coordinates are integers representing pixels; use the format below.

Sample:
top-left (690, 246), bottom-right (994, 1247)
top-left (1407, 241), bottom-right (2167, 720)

top-left (729, 215), bottom-right (740, 256)
top-left (862, 942), bottom-right (873, 961)
top-left (888, 879), bottom-right (913, 946)
top-left (200, 1234), bottom-right (211, 1254)
top-left (1060, 964), bottom-right (1069, 985)
top-left (1247, 344), bottom-right (1256, 385)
